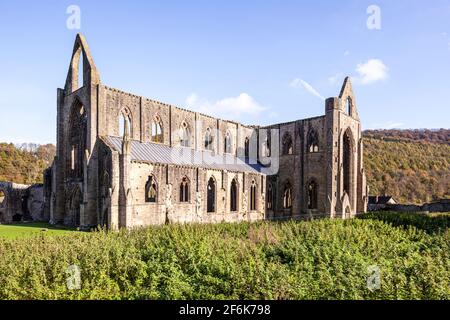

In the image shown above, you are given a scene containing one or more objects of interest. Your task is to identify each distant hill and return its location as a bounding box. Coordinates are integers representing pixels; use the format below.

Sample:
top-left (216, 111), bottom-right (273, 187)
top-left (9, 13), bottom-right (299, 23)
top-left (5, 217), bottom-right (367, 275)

top-left (363, 129), bottom-right (450, 204)
top-left (0, 129), bottom-right (448, 204)
top-left (364, 129), bottom-right (449, 145)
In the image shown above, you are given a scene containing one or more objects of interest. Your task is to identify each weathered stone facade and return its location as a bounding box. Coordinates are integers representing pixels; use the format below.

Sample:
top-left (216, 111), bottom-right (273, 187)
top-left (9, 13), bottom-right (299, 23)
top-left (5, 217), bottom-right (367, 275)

top-left (0, 182), bottom-right (46, 223)
top-left (45, 34), bottom-right (367, 229)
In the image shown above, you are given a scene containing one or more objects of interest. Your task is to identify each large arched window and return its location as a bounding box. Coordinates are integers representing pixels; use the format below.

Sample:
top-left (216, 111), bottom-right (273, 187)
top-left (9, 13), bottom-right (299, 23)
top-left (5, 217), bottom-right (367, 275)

top-left (230, 178), bottom-right (238, 212)
top-left (204, 128), bottom-right (214, 151)
top-left (119, 108), bottom-right (132, 138)
top-left (224, 131), bottom-right (232, 154)
top-left (151, 116), bottom-right (163, 143)
top-left (307, 130), bottom-right (319, 153)
top-left (207, 177), bottom-right (216, 213)
top-left (267, 183), bottom-right (273, 210)
top-left (250, 180), bottom-right (257, 211)
top-left (145, 175), bottom-right (158, 203)
top-left (283, 182), bottom-right (292, 209)
top-left (179, 177), bottom-right (190, 203)
top-left (282, 133), bottom-right (293, 155)
top-left (307, 181), bottom-right (318, 210)
top-left (180, 122), bottom-right (190, 147)
top-left (69, 100), bottom-right (87, 178)
top-left (343, 129), bottom-right (353, 198)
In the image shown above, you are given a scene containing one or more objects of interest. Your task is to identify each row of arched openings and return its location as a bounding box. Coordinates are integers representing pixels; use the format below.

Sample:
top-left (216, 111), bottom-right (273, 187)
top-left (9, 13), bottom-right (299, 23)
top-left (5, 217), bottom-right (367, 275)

top-left (280, 130), bottom-right (320, 156)
top-left (117, 111), bottom-right (323, 156)
top-left (145, 175), bottom-right (259, 213)
top-left (119, 112), bottom-right (236, 153)
top-left (266, 181), bottom-right (318, 211)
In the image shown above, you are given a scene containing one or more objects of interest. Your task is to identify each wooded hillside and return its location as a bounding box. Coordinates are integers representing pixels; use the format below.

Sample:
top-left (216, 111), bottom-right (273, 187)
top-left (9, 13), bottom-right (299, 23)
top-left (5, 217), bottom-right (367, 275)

top-left (0, 143), bottom-right (55, 185)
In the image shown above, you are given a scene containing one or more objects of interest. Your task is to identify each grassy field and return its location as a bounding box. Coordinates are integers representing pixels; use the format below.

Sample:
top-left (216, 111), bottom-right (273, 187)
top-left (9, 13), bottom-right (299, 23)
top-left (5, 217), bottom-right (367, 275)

top-left (0, 222), bottom-right (77, 239)
top-left (0, 212), bottom-right (448, 300)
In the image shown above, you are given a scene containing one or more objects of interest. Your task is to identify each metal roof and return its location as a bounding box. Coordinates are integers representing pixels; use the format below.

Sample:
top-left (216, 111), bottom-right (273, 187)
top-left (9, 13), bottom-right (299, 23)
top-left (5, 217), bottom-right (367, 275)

top-left (102, 136), bottom-right (263, 174)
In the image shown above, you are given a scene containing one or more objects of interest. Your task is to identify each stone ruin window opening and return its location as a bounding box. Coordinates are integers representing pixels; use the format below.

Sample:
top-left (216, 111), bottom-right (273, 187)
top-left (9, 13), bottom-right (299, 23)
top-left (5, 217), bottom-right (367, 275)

top-left (282, 133), bottom-right (293, 155)
top-left (283, 182), bottom-right (293, 209)
top-left (267, 183), bottom-right (273, 210)
top-left (307, 130), bottom-right (319, 153)
top-left (69, 100), bottom-right (87, 178)
top-left (263, 131), bottom-right (272, 157)
top-left (204, 128), bottom-right (214, 151)
top-left (230, 178), bottom-right (238, 212)
top-left (77, 50), bottom-right (85, 90)
top-left (151, 116), bottom-right (163, 143)
top-left (244, 137), bottom-right (250, 159)
top-left (343, 130), bottom-right (353, 199)
top-left (119, 108), bottom-right (132, 138)
top-left (250, 180), bottom-right (257, 211)
top-left (179, 177), bottom-right (190, 203)
top-left (145, 176), bottom-right (158, 203)
top-left (207, 177), bottom-right (216, 213)
top-left (307, 180), bottom-right (318, 210)
top-left (346, 97), bottom-right (352, 117)
top-left (224, 131), bottom-right (232, 154)
top-left (180, 122), bottom-right (190, 147)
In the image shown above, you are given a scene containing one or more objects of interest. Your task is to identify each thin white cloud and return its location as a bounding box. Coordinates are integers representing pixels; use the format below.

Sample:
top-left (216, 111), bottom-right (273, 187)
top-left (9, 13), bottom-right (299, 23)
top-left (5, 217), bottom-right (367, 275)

top-left (344, 50), bottom-right (350, 56)
top-left (185, 93), bottom-right (266, 120)
top-left (289, 78), bottom-right (325, 100)
top-left (353, 59), bottom-right (389, 85)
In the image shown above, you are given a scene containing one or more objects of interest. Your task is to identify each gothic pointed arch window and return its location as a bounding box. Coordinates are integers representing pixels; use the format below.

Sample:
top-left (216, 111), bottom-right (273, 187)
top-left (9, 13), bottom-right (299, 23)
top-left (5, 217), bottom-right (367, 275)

top-left (69, 99), bottom-right (87, 178)
top-left (207, 177), bottom-right (216, 213)
top-left (77, 50), bottom-right (85, 90)
top-left (267, 183), bottom-right (273, 210)
top-left (307, 180), bottom-right (318, 210)
top-left (343, 129), bottom-right (354, 199)
top-left (230, 178), bottom-right (238, 212)
top-left (119, 108), bottom-right (132, 138)
top-left (204, 128), bottom-right (214, 151)
top-left (282, 133), bottom-right (293, 155)
top-left (145, 175), bottom-right (158, 203)
top-left (224, 131), bottom-right (232, 154)
top-left (307, 129), bottom-right (319, 153)
top-left (250, 180), bottom-right (257, 211)
top-left (283, 182), bottom-right (293, 209)
top-left (69, 186), bottom-right (82, 226)
top-left (180, 122), bottom-right (190, 147)
top-left (244, 137), bottom-right (250, 159)
top-left (151, 115), bottom-right (163, 143)
top-left (179, 177), bottom-right (190, 203)
top-left (345, 97), bottom-right (353, 116)
top-left (263, 131), bottom-right (271, 157)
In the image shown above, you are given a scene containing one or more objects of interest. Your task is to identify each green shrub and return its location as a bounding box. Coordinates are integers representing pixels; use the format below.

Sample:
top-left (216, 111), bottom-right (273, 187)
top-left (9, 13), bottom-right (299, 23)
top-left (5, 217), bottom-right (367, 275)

top-left (0, 218), bottom-right (448, 300)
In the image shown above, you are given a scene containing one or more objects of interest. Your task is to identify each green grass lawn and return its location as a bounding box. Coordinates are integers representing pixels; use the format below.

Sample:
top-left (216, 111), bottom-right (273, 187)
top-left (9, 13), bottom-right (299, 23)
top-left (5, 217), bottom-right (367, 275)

top-left (0, 222), bottom-right (78, 239)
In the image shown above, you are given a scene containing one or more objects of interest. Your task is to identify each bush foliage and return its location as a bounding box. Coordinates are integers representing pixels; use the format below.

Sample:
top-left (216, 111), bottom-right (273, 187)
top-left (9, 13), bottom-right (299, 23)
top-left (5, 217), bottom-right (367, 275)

top-left (0, 218), bottom-right (448, 300)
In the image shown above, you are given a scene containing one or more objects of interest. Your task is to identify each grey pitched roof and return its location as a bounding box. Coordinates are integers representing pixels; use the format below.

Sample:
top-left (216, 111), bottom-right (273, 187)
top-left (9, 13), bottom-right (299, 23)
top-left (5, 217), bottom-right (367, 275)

top-left (102, 136), bottom-right (262, 174)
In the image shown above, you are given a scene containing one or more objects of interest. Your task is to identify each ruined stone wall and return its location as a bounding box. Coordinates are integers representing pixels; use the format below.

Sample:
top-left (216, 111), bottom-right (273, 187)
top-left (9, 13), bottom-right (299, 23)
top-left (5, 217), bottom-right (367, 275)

top-left (0, 182), bottom-right (45, 224)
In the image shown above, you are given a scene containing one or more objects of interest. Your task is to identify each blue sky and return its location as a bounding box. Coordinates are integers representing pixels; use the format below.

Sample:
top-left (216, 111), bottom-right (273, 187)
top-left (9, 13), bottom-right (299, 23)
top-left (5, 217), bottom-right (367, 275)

top-left (0, 0), bottom-right (449, 144)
